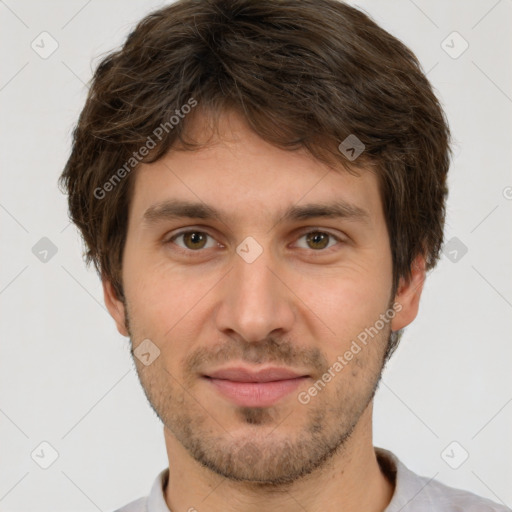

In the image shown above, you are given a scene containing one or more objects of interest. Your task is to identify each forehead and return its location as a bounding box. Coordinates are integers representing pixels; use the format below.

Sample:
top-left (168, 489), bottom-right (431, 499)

top-left (128, 111), bottom-right (383, 229)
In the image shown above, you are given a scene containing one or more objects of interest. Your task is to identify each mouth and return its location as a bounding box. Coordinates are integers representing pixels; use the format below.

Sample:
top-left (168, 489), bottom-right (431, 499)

top-left (202, 366), bottom-right (310, 407)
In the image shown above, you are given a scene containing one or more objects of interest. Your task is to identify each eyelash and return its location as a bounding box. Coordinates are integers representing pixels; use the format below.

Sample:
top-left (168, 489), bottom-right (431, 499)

top-left (165, 228), bottom-right (346, 256)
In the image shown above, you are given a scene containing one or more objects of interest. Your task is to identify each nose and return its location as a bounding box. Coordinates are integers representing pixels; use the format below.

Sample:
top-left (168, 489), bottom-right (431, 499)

top-left (214, 243), bottom-right (295, 343)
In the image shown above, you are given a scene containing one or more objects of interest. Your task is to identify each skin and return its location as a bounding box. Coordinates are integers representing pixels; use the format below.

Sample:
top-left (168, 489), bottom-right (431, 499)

top-left (103, 110), bottom-right (426, 512)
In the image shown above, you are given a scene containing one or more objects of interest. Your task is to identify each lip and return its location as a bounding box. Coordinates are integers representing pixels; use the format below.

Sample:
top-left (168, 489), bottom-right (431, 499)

top-left (206, 366), bottom-right (306, 382)
top-left (203, 366), bottom-right (310, 407)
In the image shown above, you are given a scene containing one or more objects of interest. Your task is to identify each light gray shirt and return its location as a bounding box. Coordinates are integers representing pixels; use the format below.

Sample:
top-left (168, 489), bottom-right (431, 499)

top-left (113, 447), bottom-right (511, 511)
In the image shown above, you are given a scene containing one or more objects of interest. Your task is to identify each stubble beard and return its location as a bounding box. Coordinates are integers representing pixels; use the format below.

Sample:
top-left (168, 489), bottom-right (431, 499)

top-left (129, 326), bottom-right (390, 486)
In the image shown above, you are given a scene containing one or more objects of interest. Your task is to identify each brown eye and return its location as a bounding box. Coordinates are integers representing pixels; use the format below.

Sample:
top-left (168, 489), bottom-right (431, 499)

top-left (182, 231), bottom-right (207, 250)
top-left (294, 230), bottom-right (342, 252)
top-left (170, 231), bottom-right (216, 251)
top-left (305, 231), bottom-right (330, 250)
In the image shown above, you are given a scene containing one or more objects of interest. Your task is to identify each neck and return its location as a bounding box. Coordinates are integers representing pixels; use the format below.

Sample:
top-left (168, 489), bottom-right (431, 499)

top-left (163, 405), bottom-right (394, 512)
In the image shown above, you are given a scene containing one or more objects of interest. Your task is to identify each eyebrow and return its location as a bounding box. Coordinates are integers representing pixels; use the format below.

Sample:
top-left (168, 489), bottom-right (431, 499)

top-left (142, 198), bottom-right (370, 226)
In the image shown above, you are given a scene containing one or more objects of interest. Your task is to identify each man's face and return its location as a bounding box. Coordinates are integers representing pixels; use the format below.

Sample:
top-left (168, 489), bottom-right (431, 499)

top-left (105, 111), bottom-right (416, 484)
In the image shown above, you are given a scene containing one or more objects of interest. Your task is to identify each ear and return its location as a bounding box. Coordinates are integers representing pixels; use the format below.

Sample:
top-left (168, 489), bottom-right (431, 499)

top-left (102, 277), bottom-right (129, 337)
top-left (390, 253), bottom-right (427, 332)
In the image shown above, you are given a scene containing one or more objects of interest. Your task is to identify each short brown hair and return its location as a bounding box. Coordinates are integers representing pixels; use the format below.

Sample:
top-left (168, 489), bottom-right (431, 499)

top-left (59, 0), bottom-right (451, 353)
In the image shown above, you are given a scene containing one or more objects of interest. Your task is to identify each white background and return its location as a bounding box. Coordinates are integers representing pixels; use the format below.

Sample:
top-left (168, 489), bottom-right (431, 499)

top-left (1, 0), bottom-right (511, 510)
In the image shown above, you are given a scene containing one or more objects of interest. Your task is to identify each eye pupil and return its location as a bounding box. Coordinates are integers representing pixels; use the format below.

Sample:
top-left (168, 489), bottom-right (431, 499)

top-left (306, 232), bottom-right (329, 250)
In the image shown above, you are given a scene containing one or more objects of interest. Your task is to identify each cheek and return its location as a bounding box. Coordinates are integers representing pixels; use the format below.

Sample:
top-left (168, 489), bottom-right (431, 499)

top-left (306, 265), bottom-right (390, 323)
top-left (295, 270), bottom-right (392, 373)
top-left (125, 246), bottom-right (185, 308)
top-left (123, 259), bottom-right (216, 351)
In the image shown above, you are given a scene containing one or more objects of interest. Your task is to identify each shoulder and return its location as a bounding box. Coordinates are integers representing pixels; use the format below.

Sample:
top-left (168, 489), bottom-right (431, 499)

top-left (375, 447), bottom-right (511, 512)
top-left (414, 473), bottom-right (511, 511)
top-left (111, 467), bottom-right (170, 512)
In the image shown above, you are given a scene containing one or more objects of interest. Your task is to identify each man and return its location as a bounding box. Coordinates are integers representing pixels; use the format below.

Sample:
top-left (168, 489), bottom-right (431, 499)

top-left (59, 0), bottom-right (510, 511)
